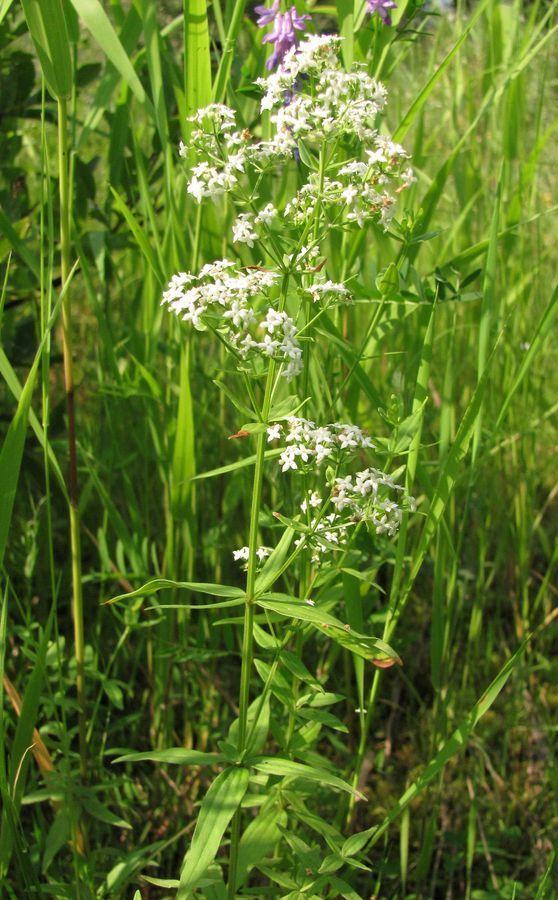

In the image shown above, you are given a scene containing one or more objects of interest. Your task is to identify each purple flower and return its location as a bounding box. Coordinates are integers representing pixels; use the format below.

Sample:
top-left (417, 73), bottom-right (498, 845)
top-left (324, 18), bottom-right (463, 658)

top-left (366, 0), bottom-right (397, 25)
top-left (255, 0), bottom-right (280, 26)
top-left (254, 3), bottom-right (311, 70)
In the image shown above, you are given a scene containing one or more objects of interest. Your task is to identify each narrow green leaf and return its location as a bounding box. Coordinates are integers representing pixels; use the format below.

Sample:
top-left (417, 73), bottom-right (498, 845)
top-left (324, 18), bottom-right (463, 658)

top-left (177, 767), bottom-right (250, 896)
top-left (103, 579), bottom-right (244, 606)
top-left (0, 272), bottom-right (70, 567)
top-left (256, 597), bottom-right (400, 664)
top-left (193, 448), bottom-right (282, 480)
top-left (114, 749), bottom-right (225, 765)
top-left (109, 186), bottom-right (165, 284)
top-left (393, 0), bottom-right (490, 142)
top-left (472, 171), bottom-right (501, 462)
top-left (82, 797), bottom-right (131, 829)
top-left (254, 528), bottom-right (294, 594)
top-left (212, 0), bottom-right (247, 103)
top-left (69, 0), bottom-right (154, 114)
top-left (251, 757), bottom-right (364, 799)
top-left (171, 344), bottom-right (196, 517)
top-left (496, 281), bottom-right (558, 428)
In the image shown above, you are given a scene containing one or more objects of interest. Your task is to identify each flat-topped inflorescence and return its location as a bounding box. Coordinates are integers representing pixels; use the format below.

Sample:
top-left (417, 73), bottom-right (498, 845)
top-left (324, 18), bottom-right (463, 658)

top-left (177, 34), bottom-right (414, 236)
top-left (162, 261), bottom-right (302, 380)
top-left (266, 417), bottom-right (415, 562)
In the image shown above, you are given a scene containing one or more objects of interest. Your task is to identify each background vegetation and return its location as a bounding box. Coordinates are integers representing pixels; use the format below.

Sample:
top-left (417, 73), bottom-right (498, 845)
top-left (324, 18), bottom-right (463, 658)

top-left (1, 0), bottom-right (557, 896)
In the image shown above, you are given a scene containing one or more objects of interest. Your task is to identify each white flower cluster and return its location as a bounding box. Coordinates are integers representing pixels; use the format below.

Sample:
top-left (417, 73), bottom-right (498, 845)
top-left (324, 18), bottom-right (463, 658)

top-left (283, 150), bottom-right (411, 229)
top-left (293, 467), bottom-right (415, 562)
top-left (179, 36), bottom-right (413, 232)
top-left (266, 417), bottom-right (374, 472)
top-left (331, 469), bottom-right (414, 536)
top-left (162, 260), bottom-right (302, 380)
top-left (232, 206), bottom-right (278, 248)
top-left (305, 279), bottom-right (351, 304)
top-left (259, 36), bottom-right (388, 143)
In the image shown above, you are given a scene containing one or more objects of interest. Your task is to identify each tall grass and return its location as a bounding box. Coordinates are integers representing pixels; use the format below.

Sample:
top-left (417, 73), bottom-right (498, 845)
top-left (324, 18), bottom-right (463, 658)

top-left (0, 0), bottom-right (557, 896)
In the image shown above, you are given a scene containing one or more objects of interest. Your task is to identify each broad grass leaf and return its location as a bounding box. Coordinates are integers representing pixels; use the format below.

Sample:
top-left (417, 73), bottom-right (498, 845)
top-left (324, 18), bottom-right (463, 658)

top-left (177, 767), bottom-right (249, 897)
top-left (0, 277), bottom-right (68, 567)
top-left (185, 0), bottom-right (212, 118)
top-left (251, 756), bottom-right (364, 799)
top-left (20, 0), bottom-right (72, 99)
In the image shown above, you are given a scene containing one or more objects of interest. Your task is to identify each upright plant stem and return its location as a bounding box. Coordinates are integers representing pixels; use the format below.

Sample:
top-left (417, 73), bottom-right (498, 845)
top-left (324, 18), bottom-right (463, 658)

top-left (227, 360), bottom-right (276, 898)
top-left (58, 96), bottom-right (87, 780)
top-left (228, 272), bottom-right (291, 896)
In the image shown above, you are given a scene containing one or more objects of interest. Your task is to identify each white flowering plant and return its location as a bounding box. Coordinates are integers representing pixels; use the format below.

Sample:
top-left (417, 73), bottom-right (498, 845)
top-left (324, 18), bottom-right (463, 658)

top-left (117, 32), bottom-right (420, 900)
top-left (134, 33), bottom-right (419, 897)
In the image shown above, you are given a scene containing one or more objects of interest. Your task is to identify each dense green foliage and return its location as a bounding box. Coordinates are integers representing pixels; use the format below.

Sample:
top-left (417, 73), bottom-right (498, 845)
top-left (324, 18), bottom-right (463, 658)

top-left (1, 0), bottom-right (557, 897)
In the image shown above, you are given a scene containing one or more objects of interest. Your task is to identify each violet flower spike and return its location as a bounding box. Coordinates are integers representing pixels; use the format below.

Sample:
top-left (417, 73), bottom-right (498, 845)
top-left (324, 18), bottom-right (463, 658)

top-left (255, 3), bottom-right (312, 70)
top-left (366, 0), bottom-right (397, 26)
top-left (255, 0), bottom-right (280, 27)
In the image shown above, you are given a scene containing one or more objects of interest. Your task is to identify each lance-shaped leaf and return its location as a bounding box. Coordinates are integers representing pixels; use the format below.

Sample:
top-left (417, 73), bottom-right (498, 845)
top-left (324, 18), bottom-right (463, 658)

top-left (177, 767), bottom-right (249, 897)
top-left (256, 596), bottom-right (401, 666)
top-left (21, 0), bottom-right (72, 99)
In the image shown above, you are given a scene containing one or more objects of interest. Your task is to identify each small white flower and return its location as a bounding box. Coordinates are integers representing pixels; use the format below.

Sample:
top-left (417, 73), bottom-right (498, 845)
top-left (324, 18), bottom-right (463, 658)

top-left (232, 214), bottom-right (257, 247)
top-left (267, 423), bottom-right (283, 442)
top-left (255, 203), bottom-right (277, 226)
top-left (233, 546), bottom-right (250, 561)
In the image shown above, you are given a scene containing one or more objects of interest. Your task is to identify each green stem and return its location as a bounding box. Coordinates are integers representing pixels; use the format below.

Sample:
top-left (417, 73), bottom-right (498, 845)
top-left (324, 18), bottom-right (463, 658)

top-left (227, 346), bottom-right (283, 897)
top-left (58, 97), bottom-right (86, 781)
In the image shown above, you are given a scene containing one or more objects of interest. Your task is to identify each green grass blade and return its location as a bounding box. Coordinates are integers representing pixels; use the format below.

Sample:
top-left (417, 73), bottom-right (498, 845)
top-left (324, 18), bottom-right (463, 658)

top-left (0, 271), bottom-right (69, 566)
top-left (69, 0), bottom-right (155, 116)
top-left (20, 0), bottom-right (72, 99)
top-left (212, 0), bottom-right (247, 102)
top-left (472, 170), bottom-right (501, 462)
top-left (496, 281), bottom-right (558, 429)
top-left (393, 0), bottom-right (490, 142)
top-left (393, 339), bottom-right (499, 627)
top-left (0, 604), bottom-right (55, 874)
top-left (343, 631), bottom-right (530, 857)
top-left (185, 0), bottom-right (212, 117)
